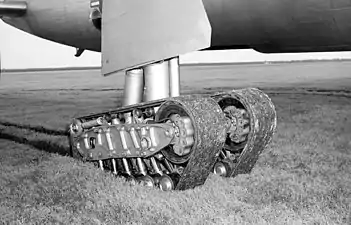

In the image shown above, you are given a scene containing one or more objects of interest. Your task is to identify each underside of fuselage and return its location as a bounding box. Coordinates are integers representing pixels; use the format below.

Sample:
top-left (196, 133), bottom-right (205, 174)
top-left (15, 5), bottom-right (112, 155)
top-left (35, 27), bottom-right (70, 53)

top-left (2, 0), bottom-right (351, 54)
top-left (1, 0), bottom-right (101, 51)
top-left (205, 0), bottom-right (351, 53)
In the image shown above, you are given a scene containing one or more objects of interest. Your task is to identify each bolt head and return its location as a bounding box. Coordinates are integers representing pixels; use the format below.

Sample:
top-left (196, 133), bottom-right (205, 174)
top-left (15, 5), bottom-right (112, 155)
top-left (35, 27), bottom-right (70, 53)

top-left (213, 162), bottom-right (228, 177)
top-left (173, 145), bottom-right (184, 155)
top-left (140, 137), bottom-right (150, 149)
top-left (71, 124), bottom-right (79, 132)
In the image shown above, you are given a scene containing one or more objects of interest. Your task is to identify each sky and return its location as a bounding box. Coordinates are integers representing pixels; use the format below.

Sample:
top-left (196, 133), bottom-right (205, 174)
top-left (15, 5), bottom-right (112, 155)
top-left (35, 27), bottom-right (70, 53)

top-left (2, 20), bottom-right (351, 69)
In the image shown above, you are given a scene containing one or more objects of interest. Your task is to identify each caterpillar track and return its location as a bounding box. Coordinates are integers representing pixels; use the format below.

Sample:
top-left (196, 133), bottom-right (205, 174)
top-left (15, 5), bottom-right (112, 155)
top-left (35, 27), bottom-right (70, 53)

top-left (212, 88), bottom-right (277, 177)
top-left (69, 88), bottom-right (276, 191)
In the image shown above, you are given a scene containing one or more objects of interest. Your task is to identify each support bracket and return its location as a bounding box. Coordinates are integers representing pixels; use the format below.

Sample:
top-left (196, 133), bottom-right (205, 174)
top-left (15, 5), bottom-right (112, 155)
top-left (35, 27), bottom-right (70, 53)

top-left (73, 123), bottom-right (175, 161)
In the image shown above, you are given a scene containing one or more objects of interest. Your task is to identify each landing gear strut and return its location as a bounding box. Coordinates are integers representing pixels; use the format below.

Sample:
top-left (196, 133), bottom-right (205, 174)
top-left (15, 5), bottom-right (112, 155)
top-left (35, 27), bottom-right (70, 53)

top-left (69, 58), bottom-right (276, 190)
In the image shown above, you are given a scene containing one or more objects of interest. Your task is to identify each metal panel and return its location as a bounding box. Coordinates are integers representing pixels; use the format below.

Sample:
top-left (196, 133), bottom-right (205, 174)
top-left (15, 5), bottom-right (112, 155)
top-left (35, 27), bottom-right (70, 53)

top-left (2, 0), bottom-right (101, 52)
top-left (203, 0), bottom-right (351, 53)
top-left (102, 0), bottom-right (211, 76)
top-left (0, 1), bottom-right (27, 17)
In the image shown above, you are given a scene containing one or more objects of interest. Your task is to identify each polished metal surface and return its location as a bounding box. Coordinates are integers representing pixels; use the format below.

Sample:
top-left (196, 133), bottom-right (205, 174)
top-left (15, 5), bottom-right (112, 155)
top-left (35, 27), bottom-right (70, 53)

top-left (136, 158), bottom-right (147, 175)
top-left (0, 1), bottom-right (26, 17)
top-left (137, 175), bottom-right (154, 187)
top-left (99, 160), bottom-right (104, 171)
top-left (158, 175), bottom-right (174, 191)
top-left (213, 162), bottom-right (227, 177)
top-left (112, 159), bottom-right (117, 175)
top-left (143, 61), bottom-right (170, 102)
top-left (150, 157), bottom-right (163, 175)
top-left (169, 57), bottom-right (180, 97)
top-left (122, 68), bottom-right (144, 106)
top-left (122, 158), bottom-right (131, 175)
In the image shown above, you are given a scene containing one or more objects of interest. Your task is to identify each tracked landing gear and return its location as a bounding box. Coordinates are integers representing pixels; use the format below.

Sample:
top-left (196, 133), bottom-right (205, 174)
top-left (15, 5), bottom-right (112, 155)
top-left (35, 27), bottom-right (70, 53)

top-left (69, 58), bottom-right (276, 191)
top-left (70, 96), bottom-right (227, 190)
top-left (212, 88), bottom-right (276, 177)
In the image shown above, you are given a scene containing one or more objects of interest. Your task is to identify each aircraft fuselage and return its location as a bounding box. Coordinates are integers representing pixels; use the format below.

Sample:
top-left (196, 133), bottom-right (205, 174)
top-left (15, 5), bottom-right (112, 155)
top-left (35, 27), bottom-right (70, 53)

top-left (2, 0), bottom-right (351, 54)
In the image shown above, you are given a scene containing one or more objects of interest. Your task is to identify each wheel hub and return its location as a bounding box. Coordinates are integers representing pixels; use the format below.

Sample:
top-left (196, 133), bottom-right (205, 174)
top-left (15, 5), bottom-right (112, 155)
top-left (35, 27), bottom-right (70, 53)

top-left (169, 114), bottom-right (195, 156)
top-left (158, 174), bottom-right (175, 191)
top-left (224, 106), bottom-right (250, 143)
top-left (213, 161), bottom-right (228, 177)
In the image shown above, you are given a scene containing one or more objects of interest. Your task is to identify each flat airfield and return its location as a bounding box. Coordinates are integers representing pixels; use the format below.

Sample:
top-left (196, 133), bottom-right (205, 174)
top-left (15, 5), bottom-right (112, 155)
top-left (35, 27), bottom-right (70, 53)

top-left (0, 61), bottom-right (350, 224)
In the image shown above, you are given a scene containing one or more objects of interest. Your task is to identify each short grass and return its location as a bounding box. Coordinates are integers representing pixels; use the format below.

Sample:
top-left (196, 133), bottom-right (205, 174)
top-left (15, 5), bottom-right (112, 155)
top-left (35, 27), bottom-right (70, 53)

top-left (0, 61), bottom-right (350, 224)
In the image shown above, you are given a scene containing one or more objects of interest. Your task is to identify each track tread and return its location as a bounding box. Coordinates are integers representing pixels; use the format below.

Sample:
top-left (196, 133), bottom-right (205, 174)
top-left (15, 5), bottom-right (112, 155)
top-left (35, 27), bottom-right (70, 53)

top-left (214, 88), bottom-right (277, 177)
top-left (158, 95), bottom-right (227, 190)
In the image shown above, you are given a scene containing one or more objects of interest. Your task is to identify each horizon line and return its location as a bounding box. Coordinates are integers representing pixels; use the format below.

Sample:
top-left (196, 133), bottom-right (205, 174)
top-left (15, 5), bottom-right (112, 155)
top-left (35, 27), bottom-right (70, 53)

top-left (2, 58), bottom-right (350, 72)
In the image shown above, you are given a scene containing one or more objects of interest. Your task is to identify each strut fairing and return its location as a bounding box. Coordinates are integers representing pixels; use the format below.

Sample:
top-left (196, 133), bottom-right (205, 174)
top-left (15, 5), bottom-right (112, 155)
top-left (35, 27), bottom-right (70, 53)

top-left (101, 0), bottom-right (211, 75)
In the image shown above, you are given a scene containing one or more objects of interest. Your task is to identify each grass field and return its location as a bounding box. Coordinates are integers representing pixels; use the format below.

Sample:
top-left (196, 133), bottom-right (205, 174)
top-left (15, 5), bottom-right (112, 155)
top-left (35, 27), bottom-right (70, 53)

top-left (0, 61), bottom-right (350, 224)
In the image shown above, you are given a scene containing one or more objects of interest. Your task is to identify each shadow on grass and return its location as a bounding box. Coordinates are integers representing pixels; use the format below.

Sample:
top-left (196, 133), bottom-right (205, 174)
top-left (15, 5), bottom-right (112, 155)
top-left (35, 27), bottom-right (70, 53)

top-left (0, 131), bottom-right (70, 156)
top-left (0, 120), bottom-right (67, 136)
